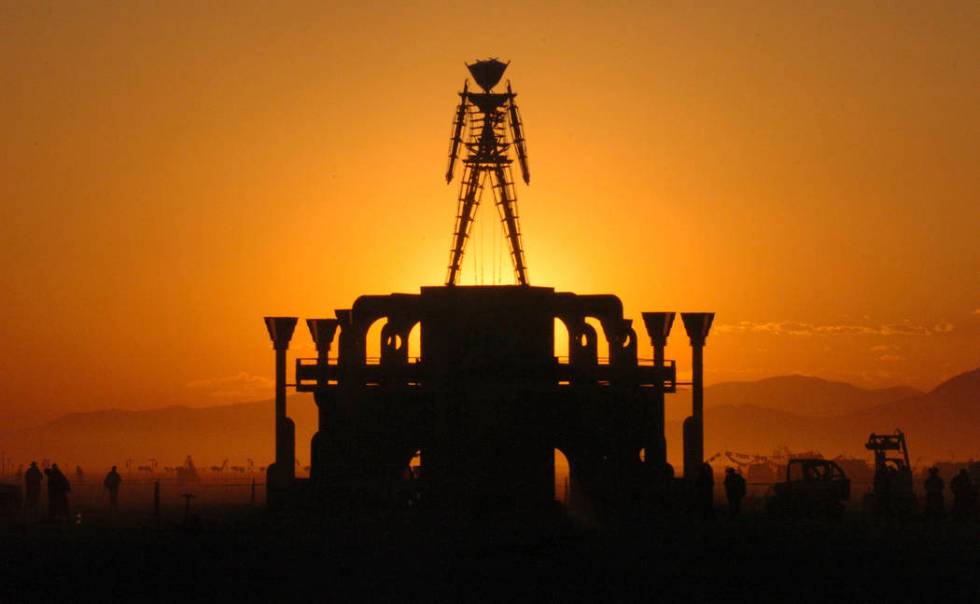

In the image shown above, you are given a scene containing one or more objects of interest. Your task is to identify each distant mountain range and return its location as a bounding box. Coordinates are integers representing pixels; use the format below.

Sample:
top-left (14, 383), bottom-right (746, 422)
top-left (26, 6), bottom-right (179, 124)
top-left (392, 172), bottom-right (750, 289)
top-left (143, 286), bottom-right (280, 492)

top-left (688, 375), bottom-right (922, 418)
top-left (1, 369), bottom-right (977, 472)
top-left (0, 398), bottom-right (319, 473)
top-left (667, 368), bottom-right (979, 463)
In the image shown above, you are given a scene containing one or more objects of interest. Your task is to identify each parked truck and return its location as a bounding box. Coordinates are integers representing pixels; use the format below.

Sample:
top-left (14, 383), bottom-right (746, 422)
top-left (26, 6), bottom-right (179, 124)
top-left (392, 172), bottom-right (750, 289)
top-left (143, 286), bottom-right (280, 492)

top-left (766, 458), bottom-right (850, 518)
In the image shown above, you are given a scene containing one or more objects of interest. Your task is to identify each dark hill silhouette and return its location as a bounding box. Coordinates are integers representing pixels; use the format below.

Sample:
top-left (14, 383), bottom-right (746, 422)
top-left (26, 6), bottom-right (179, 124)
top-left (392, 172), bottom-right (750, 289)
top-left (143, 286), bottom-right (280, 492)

top-left (843, 368), bottom-right (980, 461)
top-left (0, 396), bottom-right (319, 471)
top-left (1, 370), bottom-right (975, 471)
top-left (670, 368), bottom-right (979, 464)
top-left (666, 375), bottom-right (920, 421)
top-left (926, 367), bottom-right (980, 402)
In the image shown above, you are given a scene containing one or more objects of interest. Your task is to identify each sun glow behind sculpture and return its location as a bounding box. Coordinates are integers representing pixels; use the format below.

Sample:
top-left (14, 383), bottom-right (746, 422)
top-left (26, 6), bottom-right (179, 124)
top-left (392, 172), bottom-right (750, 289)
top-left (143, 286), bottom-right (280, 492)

top-left (0, 2), bottom-right (977, 433)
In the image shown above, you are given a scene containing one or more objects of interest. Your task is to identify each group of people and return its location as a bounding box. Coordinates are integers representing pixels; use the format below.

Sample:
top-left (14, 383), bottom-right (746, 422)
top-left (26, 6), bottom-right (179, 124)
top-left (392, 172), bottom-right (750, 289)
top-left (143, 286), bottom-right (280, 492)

top-left (700, 463), bottom-right (976, 521)
top-left (924, 466), bottom-right (977, 520)
top-left (22, 461), bottom-right (124, 519)
top-left (23, 462), bottom-right (71, 520)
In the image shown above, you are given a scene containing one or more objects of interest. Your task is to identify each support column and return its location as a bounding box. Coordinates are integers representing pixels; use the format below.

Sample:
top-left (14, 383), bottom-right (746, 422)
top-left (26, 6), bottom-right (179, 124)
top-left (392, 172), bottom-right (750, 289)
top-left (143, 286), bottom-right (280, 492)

top-left (641, 312), bottom-right (675, 470)
top-left (680, 312), bottom-right (714, 480)
top-left (306, 319), bottom-right (338, 482)
top-left (264, 316), bottom-right (298, 502)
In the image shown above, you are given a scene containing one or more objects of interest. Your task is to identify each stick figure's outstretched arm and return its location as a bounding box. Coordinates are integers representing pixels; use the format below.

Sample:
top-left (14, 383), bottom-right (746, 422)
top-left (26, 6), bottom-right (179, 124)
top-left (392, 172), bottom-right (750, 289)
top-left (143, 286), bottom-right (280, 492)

top-left (446, 81), bottom-right (469, 183)
top-left (507, 81), bottom-right (530, 185)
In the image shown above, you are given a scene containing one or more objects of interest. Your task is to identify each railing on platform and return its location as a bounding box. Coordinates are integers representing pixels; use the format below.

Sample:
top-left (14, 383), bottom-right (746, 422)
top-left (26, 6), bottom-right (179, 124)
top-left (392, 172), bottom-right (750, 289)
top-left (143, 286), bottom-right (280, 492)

top-left (295, 357), bottom-right (676, 391)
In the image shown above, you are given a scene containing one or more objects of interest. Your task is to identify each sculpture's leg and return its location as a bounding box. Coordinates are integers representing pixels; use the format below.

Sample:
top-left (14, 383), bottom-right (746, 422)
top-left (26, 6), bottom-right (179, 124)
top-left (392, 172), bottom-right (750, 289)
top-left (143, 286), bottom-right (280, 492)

top-left (446, 163), bottom-right (485, 285)
top-left (491, 164), bottom-right (528, 285)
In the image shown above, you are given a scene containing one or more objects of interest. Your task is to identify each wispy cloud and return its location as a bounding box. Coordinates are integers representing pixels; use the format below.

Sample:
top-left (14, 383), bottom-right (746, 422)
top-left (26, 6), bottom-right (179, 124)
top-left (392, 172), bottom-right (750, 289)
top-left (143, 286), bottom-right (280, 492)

top-left (716, 320), bottom-right (951, 337)
top-left (186, 372), bottom-right (274, 399)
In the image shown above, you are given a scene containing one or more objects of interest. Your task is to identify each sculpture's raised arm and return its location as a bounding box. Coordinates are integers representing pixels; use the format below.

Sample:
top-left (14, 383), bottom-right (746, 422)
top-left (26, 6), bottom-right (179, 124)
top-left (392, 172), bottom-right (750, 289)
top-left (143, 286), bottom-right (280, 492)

top-left (445, 80), bottom-right (469, 183)
top-left (507, 81), bottom-right (530, 185)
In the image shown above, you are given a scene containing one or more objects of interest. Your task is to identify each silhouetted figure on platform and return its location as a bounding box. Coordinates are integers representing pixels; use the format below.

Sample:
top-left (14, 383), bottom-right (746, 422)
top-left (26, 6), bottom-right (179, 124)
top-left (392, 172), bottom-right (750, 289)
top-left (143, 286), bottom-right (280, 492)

top-left (44, 464), bottom-right (71, 521)
top-left (104, 466), bottom-right (122, 511)
top-left (696, 462), bottom-right (715, 520)
top-left (724, 467), bottom-right (746, 519)
top-left (75, 465), bottom-right (84, 481)
top-left (24, 461), bottom-right (42, 513)
top-left (873, 466), bottom-right (894, 518)
top-left (950, 469), bottom-right (976, 521)
top-left (924, 467), bottom-right (945, 520)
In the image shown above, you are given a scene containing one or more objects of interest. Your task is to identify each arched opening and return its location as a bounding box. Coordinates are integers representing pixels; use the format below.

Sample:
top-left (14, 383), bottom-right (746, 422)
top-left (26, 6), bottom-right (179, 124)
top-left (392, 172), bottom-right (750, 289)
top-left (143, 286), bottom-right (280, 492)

top-left (585, 317), bottom-right (609, 362)
top-left (623, 330), bottom-right (635, 350)
top-left (553, 318), bottom-right (569, 363)
top-left (365, 318), bottom-right (387, 364)
top-left (554, 448), bottom-right (571, 504)
top-left (407, 321), bottom-right (421, 363)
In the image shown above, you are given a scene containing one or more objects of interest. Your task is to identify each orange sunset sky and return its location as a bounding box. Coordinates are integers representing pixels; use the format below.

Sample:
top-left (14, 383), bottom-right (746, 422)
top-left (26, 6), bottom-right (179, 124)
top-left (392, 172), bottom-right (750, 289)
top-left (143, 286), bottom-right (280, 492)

top-left (2, 2), bottom-right (978, 430)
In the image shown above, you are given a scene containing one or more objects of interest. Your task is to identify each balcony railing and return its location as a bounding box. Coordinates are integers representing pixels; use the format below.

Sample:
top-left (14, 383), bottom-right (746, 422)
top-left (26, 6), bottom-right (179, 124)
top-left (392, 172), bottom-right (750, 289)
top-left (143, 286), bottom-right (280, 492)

top-left (294, 357), bottom-right (676, 392)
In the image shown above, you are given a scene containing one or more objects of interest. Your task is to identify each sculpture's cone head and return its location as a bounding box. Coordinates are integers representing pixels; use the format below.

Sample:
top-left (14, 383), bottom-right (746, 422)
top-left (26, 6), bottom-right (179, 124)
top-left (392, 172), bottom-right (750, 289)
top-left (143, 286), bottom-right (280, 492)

top-left (467, 58), bottom-right (509, 91)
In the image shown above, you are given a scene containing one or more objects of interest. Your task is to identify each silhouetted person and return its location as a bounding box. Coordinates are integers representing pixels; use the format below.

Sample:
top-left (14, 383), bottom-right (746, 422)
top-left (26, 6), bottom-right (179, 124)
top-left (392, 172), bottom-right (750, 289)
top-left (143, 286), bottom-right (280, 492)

top-left (75, 465), bottom-right (84, 481)
top-left (873, 466), bottom-right (893, 518)
top-left (104, 466), bottom-right (122, 511)
top-left (950, 469), bottom-right (975, 521)
top-left (924, 467), bottom-right (945, 520)
top-left (24, 461), bottom-right (42, 513)
top-left (696, 462), bottom-right (715, 520)
top-left (724, 467), bottom-right (747, 519)
top-left (44, 463), bottom-right (71, 521)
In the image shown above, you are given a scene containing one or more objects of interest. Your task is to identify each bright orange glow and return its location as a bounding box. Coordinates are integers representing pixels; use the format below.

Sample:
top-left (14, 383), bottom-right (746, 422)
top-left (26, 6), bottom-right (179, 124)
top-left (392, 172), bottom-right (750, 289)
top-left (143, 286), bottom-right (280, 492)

top-left (1, 2), bottom-right (978, 437)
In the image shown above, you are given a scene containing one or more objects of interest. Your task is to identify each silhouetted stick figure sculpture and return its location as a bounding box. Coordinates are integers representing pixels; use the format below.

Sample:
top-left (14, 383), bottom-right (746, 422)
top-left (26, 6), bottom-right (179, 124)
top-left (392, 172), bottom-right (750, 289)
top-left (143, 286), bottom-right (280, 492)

top-left (445, 58), bottom-right (531, 286)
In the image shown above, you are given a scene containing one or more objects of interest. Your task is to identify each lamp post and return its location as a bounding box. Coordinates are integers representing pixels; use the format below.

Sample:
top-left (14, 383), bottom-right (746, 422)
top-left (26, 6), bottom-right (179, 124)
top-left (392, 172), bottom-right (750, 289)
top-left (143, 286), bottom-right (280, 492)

top-left (264, 316), bottom-right (298, 498)
top-left (641, 312), bottom-right (675, 470)
top-left (680, 312), bottom-right (714, 479)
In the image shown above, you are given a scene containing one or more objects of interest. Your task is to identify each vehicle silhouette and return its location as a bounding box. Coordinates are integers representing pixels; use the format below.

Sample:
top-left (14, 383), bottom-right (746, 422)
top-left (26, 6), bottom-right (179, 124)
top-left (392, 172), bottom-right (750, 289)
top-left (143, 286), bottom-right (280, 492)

top-left (766, 458), bottom-right (850, 518)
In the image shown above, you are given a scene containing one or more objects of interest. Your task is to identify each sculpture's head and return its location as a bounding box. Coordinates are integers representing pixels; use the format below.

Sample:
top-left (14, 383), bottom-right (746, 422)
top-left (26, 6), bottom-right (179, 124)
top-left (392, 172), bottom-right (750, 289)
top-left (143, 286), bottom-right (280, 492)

top-left (466, 58), bottom-right (509, 91)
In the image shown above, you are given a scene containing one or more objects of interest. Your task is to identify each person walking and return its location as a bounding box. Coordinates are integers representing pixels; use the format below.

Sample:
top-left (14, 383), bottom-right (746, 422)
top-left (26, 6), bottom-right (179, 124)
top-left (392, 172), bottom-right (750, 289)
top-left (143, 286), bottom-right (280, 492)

top-left (104, 466), bottom-right (122, 511)
top-left (44, 463), bottom-right (71, 521)
top-left (724, 467), bottom-right (747, 519)
top-left (950, 469), bottom-right (975, 521)
top-left (24, 461), bottom-right (42, 513)
top-left (696, 462), bottom-right (715, 520)
top-left (924, 467), bottom-right (945, 520)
